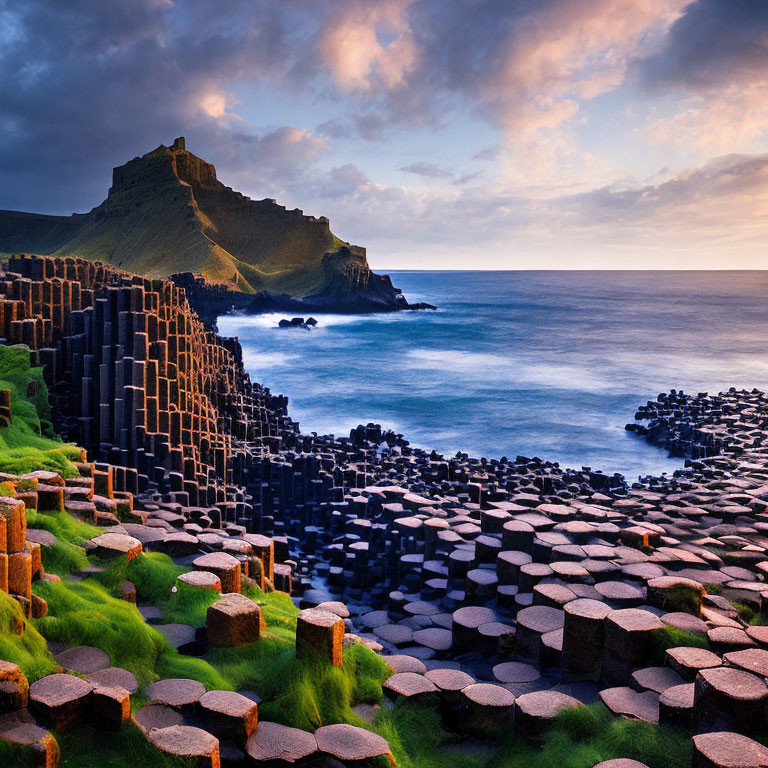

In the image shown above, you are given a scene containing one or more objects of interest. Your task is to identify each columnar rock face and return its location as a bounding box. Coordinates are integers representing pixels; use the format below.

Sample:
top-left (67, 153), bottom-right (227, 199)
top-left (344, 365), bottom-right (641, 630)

top-left (0, 254), bottom-right (297, 517)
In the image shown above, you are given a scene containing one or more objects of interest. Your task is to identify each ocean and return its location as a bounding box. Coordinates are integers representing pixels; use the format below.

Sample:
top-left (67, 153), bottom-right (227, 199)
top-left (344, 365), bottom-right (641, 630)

top-left (217, 271), bottom-right (768, 483)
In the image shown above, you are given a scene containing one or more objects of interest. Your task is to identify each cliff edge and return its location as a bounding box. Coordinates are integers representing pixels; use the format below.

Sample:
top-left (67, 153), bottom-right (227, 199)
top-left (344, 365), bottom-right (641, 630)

top-left (0, 137), bottom-right (432, 314)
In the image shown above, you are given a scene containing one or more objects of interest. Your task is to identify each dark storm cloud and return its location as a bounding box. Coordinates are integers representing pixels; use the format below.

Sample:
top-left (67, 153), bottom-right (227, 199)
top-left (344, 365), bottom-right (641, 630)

top-left (0, 0), bottom-right (301, 213)
top-left (637, 0), bottom-right (768, 91)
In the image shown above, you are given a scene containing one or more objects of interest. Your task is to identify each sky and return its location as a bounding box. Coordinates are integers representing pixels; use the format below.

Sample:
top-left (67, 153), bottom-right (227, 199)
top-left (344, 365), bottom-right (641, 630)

top-left (1, 0), bottom-right (767, 269)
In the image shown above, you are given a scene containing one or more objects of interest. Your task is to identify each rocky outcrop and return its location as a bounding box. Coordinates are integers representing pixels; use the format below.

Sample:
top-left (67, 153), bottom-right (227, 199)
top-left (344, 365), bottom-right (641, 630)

top-left (0, 137), bottom-right (431, 313)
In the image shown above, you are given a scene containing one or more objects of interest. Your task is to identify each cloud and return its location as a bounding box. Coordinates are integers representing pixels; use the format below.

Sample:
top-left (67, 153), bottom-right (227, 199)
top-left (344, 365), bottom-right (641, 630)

top-left (635, 0), bottom-right (768, 153)
top-left (400, 162), bottom-right (453, 178)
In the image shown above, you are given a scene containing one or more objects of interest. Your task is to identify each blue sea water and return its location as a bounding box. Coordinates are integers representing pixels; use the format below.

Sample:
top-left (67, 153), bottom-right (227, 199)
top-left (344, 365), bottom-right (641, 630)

top-left (218, 271), bottom-right (768, 482)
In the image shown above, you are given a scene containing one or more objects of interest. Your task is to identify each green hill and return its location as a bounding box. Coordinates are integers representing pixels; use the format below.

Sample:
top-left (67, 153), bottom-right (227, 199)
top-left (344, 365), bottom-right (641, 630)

top-left (0, 137), bottom-right (364, 296)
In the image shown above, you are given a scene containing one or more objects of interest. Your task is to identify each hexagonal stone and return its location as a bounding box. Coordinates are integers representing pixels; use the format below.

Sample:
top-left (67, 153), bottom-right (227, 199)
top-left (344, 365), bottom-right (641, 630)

top-left (595, 581), bottom-right (645, 608)
top-left (403, 600), bottom-right (439, 617)
top-left (724, 648), bottom-right (768, 678)
top-left (496, 550), bottom-right (533, 585)
top-left (147, 725), bottom-right (219, 768)
top-left (452, 606), bottom-right (496, 652)
top-left (745, 624), bottom-right (768, 647)
top-left (383, 672), bottom-right (438, 701)
top-left (695, 666), bottom-right (768, 733)
top-left (316, 601), bottom-right (350, 619)
top-left (207, 593), bottom-right (261, 648)
top-left (659, 683), bottom-right (694, 730)
top-left (514, 690), bottom-right (582, 738)
top-left (90, 533), bottom-right (142, 561)
top-left (660, 611), bottom-right (708, 635)
top-left (492, 661), bottom-right (539, 685)
top-left (425, 668), bottom-right (475, 694)
top-left (562, 598), bottom-right (613, 675)
top-left (177, 570), bottom-right (221, 592)
top-left (692, 731), bottom-right (768, 768)
top-left (246, 720), bottom-right (317, 763)
top-left (631, 666), bottom-right (685, 694)
top-left (382, 655), bottom-right (427, 675)
top-left (198, 690), bottom-right (258, 740)
top-left (315, 723), bottom-right (392, 765)
top-left (599, 687), bottom-right (659, 722)
top-left (373, 624), bottom-right (413, 646)
top-left (665, 647), bottom-right (722, 682)
top-left (0, 661), bottom-right (29, 714)
top-left (712, 624), bottom-right (760, 656)
top-left (145, 678), bottom-right (205, 711)
top-left (0, 722), bottom-right (60, 767)
top-left (133, 703), bottom-right (183, 733)
top-left (54, 645), bottom-right (111, 675)
top-left (296, 608), bottom-right (345, 666)
top-left (155, 623), bottom-right (196, 649)
top-left (192, 552), bottom-right (241, 594)
top-left (602, 609), bottom-right (664, 685)
top-left (462, 683), bottom-right (516, 733)
top-left (646, 576), bottom-right (705, 615)
top-left (90, 684), bottom-right (131, 731)
top-left (516, 606), bottom-right (564, 659)
top-left (28, 674), bottom-right (93, 729)
top-left (412, 627), bottom-right (452, 652)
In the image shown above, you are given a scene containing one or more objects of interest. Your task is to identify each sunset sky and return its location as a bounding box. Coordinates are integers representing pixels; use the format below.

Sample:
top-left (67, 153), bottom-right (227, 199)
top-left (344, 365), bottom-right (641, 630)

top-left (1, 0), bottom-right (767, 269)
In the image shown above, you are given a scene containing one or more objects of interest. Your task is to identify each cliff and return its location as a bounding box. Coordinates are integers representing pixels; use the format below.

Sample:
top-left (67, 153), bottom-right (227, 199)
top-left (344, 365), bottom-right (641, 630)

top-left (0, 137), bottom-right (430, 313)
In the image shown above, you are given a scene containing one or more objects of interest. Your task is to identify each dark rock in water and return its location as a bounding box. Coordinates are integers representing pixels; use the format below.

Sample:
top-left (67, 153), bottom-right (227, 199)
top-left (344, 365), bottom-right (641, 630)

top-left (277, 317), bottom-right (314, 330)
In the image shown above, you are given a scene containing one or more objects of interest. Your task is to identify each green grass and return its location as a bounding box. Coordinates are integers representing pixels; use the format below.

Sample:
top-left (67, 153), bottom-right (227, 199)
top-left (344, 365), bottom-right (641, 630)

top-left (650, 625), bottom-right (708, 664)
top-left (94, 551), bottom-right (187, 604)
top-left (53, 722), bottom-right (195, 768)
top-left (374, 698), bottom-right (481, 768)
top-left (0, 590), bottom-right (58, 682)
top-left (487, 703), bottom-right (691, 768)
top-left (159, 578), bottom-right (220, 627)
top-left (0, 345), bottom-right (82, 476)
top-left (26, 509), bottom-right (100, 577)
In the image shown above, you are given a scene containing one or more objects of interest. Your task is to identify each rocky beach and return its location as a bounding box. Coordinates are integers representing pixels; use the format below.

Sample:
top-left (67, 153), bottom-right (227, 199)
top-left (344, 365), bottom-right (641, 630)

top-left (1, 254), bottom-right (768, 767)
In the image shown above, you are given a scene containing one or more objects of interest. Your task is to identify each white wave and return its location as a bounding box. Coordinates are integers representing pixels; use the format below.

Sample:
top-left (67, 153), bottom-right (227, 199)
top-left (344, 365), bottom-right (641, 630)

top-left (218, 311), bottom-right (421, 332)
top-left (241, 349), bottom-right (298, 369)
top-left (405, 349), bottom-right (613, 393)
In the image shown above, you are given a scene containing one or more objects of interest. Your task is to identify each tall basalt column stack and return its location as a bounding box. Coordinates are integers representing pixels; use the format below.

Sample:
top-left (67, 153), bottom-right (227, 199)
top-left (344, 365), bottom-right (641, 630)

top-left (0, 255), bottom-right (299, 514)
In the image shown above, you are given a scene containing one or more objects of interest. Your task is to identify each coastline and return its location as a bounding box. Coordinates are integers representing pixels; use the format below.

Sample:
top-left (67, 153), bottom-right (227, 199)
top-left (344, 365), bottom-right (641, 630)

top-left (2, 254), bottom-right (768, 765)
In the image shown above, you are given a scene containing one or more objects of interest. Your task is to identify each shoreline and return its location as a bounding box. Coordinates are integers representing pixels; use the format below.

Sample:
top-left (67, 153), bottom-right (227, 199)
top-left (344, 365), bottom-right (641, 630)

top-left (3, 254), bottom-right (768, 764)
